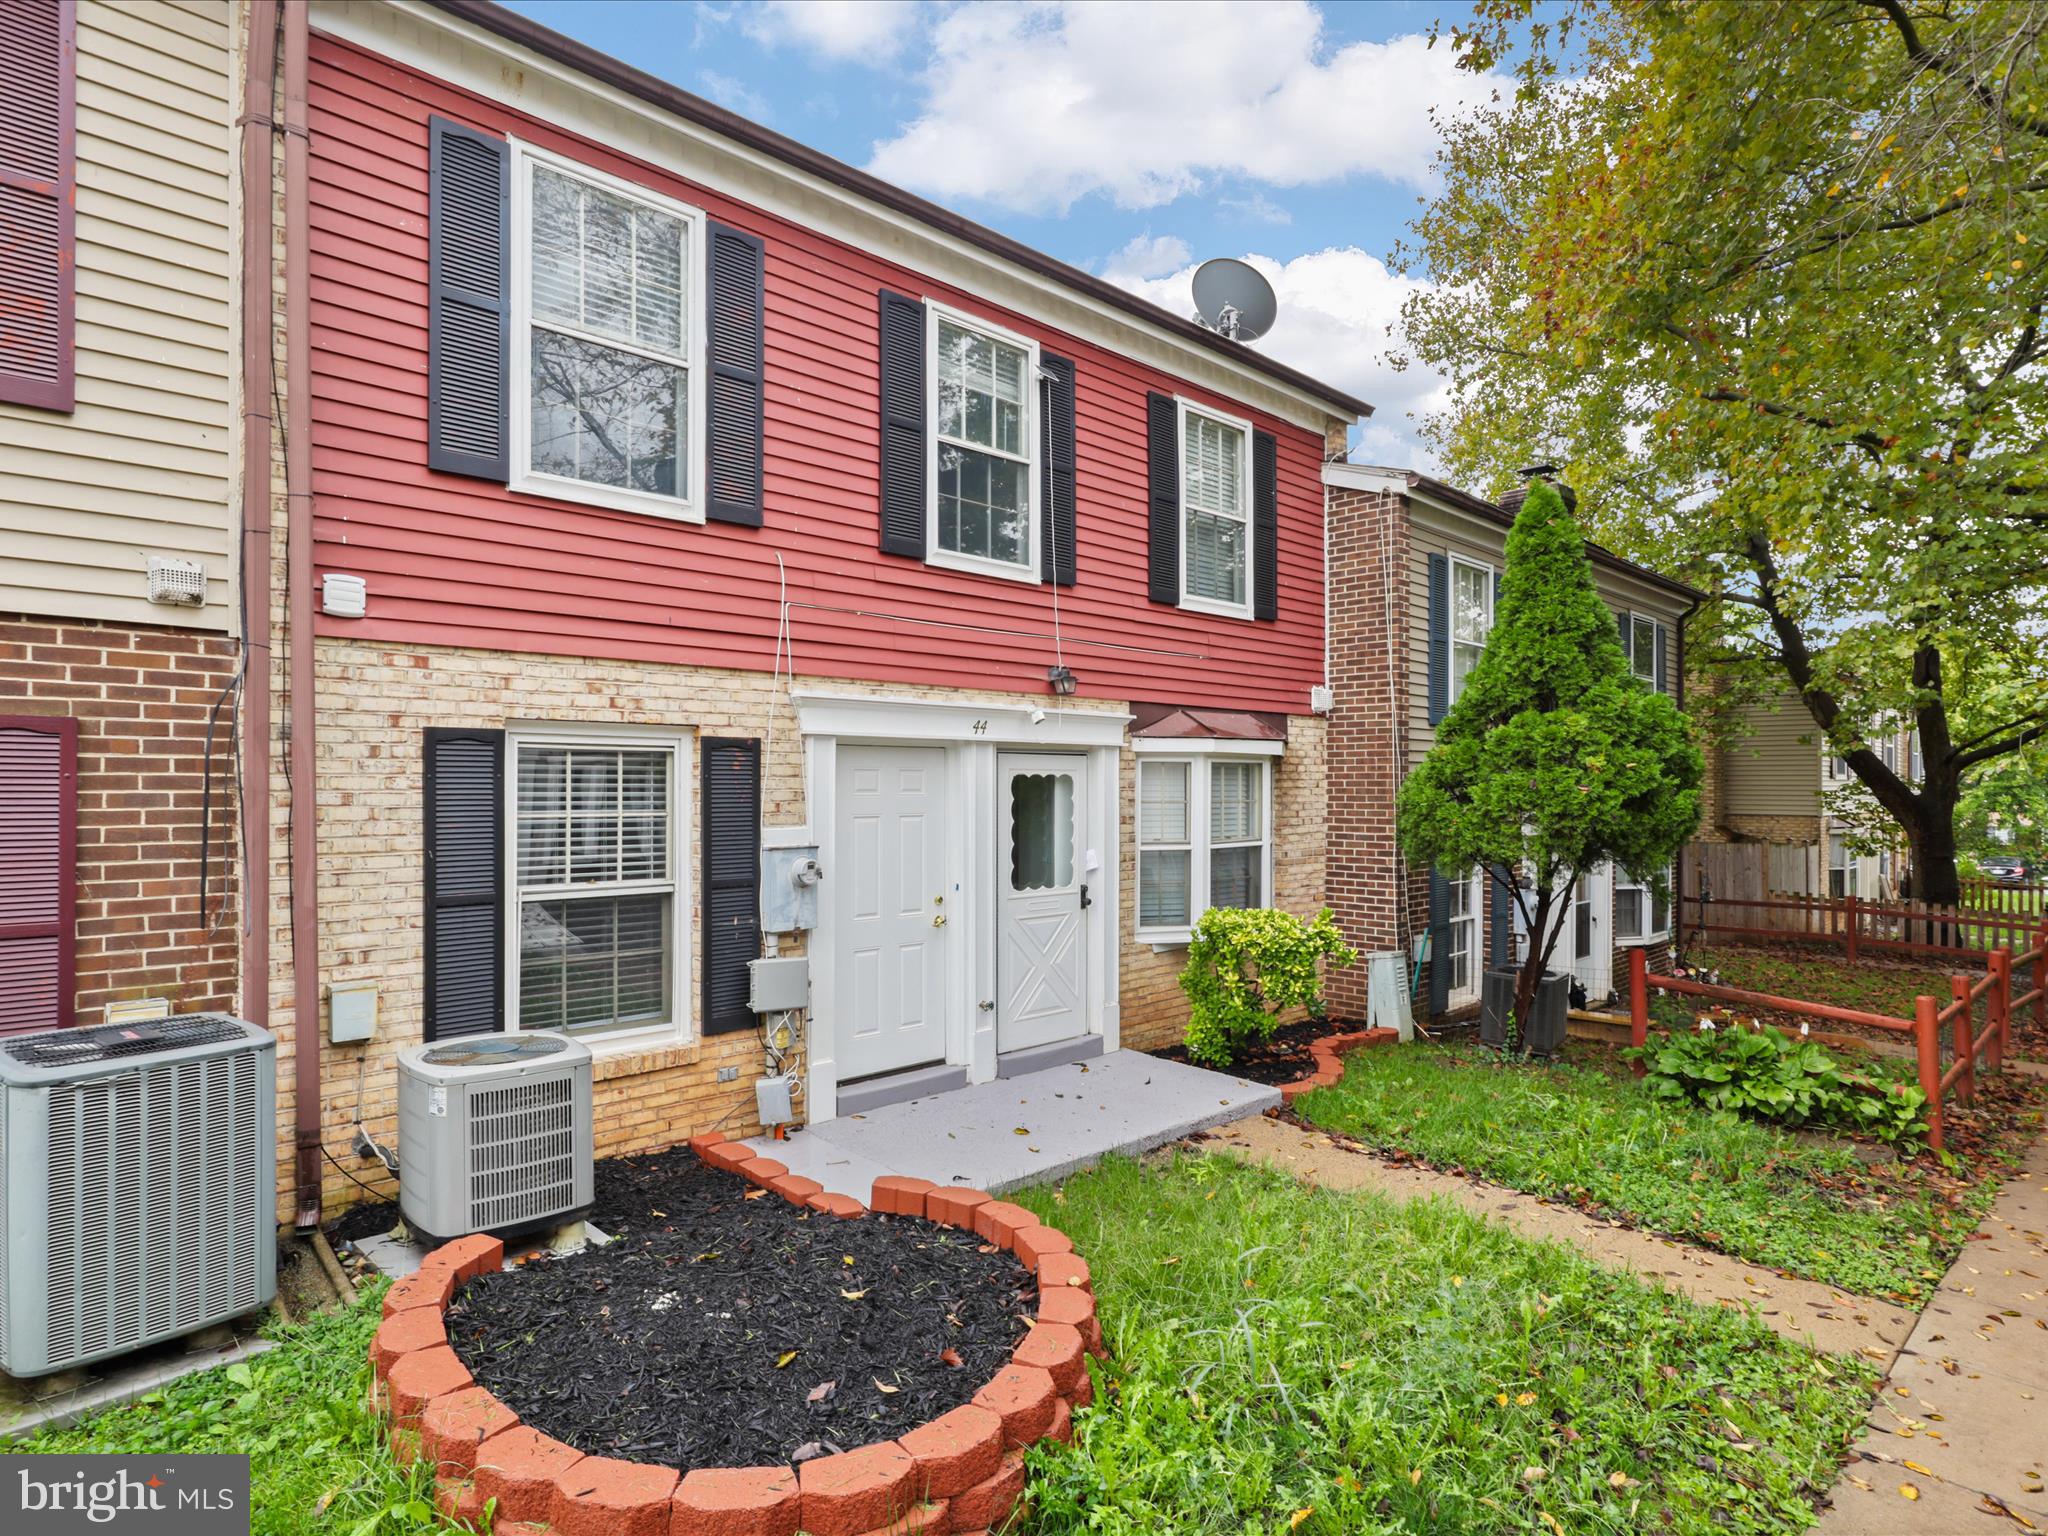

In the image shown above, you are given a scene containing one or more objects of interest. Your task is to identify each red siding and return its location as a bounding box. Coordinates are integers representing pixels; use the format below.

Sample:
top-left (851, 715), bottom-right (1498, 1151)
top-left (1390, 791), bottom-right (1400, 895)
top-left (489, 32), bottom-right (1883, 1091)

top-left (306, 34), bottom-right (1330, 713)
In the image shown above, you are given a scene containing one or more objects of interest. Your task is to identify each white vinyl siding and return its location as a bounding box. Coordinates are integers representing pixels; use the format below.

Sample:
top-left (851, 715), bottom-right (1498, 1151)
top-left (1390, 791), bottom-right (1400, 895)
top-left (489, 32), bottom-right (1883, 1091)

top-left (928, 303), bottom-right (1039, 581)
top-left (1136, 756), bottom-right (1272, 939)
top-left (511, 143), bottom-right (706, 521)
top-left (1177, 400), bottom-right (1252, 617)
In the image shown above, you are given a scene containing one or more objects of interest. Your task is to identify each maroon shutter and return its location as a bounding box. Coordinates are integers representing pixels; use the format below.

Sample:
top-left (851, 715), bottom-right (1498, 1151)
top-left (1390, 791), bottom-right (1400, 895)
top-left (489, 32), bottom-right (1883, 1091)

top-left (0, 715), bottom-right (78, 1035)
top-left (0, 0), bottom-right (77, 412)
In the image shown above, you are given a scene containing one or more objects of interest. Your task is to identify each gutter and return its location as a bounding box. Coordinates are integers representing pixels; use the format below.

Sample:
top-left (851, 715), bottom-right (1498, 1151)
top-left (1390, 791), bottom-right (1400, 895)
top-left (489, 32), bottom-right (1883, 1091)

top-left (424, 0), bottom-right (1373, 424)
top-left (283, 0), bottom-right (322, 1231)
top-left (237, 2), bottom-right (276, 1045)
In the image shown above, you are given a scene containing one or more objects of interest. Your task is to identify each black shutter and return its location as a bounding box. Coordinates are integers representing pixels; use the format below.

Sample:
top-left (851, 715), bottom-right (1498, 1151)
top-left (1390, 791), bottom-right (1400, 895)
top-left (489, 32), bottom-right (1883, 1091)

top-left (1655, 622), bottom-right (1669, 695)
top-left (1039, 353), bottom-right (1077, 587)
top-left (1425, 553), bottom-right (1449, 725)
top-left (877, 290), bottom-right (927, 558)
top-left (1146, 392), bottom-right (1179, 605)
top-left (705, 221), bottom-right (765, 527)
top-left (423, 728), bottom-right (504, 1040)
top-left (1489, 865), bottom-right (1512, 965)
top-left (701, 738), bottom-right (762, 1036)
top-left (1427, 868), bottom-right (1451, 1015)
top-left (1252, 429), bottom-right (1278, 621)
top-left (426, 117), bottom-right (510, 481)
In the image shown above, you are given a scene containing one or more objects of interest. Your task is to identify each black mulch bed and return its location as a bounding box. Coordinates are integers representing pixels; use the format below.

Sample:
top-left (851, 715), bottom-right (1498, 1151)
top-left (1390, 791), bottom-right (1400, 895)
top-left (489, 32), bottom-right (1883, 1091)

top-left (324, 1199), bottom-right (400, 1246)
top-left (1148, 1017), bottom-right (1371, 1086)
top-left (443, 1158), bottom-right (1033, 1471)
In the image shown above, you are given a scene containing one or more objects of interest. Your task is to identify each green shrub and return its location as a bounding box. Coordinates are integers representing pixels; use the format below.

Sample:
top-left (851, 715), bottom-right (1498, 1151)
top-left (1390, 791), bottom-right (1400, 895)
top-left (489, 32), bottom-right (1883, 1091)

top-left (1627, 1021), bottom-right (1929, 1144)
top-left (1179, 906), bottom-right (1355, 1066)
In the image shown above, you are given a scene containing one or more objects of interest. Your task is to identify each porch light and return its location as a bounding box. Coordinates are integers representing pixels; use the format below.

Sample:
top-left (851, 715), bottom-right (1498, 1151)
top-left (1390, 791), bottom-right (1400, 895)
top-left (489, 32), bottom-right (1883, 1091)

top-left (1047, 665), bottom-right (1078, 697)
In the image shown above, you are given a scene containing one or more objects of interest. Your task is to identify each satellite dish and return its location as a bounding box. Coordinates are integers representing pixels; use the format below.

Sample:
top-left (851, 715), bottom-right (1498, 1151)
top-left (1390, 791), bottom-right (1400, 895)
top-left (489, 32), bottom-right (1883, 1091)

top-left (1191, 257), bottom-right (1277, 343)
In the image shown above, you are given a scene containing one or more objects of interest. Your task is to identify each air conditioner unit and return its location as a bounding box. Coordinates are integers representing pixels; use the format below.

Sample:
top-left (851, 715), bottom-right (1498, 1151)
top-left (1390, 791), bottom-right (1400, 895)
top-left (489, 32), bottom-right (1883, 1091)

top-left (0, 1014), bottom-right (276, 1377)
top-left (396, 1034), bottom-right (593, 1250)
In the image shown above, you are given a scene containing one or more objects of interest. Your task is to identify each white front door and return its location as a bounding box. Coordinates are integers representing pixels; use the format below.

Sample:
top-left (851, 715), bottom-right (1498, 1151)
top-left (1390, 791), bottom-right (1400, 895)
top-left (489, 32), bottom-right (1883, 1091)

top-left (1445, 871), bottom-right (1482, 1010)
top-left (997, 753), bottom-right (1089, 1053)
top-left (834, 745), bottom-right (950, 1081)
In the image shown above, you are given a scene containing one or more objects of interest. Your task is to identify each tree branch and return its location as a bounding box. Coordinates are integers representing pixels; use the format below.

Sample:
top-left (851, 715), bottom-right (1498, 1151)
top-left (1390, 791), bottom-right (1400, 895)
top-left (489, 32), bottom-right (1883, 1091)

top-left (1700, 387), bottom-right (1890, 459)
top-left (1861, 0), bottom-right (2048, 141)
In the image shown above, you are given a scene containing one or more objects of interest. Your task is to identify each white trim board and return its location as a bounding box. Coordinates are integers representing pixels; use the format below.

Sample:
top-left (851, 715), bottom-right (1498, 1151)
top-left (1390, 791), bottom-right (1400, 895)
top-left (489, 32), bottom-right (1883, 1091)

top-left (789, 690), bottom-right (1131, 749)
top-left (310, 1), bottom-right (1346, 434)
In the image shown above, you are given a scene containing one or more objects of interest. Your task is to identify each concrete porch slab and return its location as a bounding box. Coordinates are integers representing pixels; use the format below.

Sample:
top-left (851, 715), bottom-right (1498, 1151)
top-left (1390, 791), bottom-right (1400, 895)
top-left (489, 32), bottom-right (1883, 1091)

top-left (741, 1050), bottom-right (1279, 1195)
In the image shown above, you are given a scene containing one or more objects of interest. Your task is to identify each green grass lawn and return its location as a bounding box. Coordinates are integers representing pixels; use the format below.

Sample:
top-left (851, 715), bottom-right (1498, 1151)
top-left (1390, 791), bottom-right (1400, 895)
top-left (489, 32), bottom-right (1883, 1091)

top-left (3, 1282), bottom-right (453, 1536)
top-left (1685, 946), bottom-right (1957, 1023)
top-left (1292, 1040), bottom-right (2030, 1302)
top-left (1011, 1153), bottom-right (1872, 1536)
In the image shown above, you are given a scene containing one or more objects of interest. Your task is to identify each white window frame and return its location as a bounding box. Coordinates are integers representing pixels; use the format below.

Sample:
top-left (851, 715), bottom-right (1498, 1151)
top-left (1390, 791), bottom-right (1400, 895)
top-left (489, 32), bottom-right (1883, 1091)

top-left (1613, 862), bottom-right (1672, 944)
top-left (1447, 554), bottom-right (1494, 706)
top-left (1175, 397), bottom-right (1255, 621)
top-left (925, 300), bottom-right (1041, 584)
top-left (1622, 612), bottom-right (1658, 684)
top-left (1133, 749), bottom-right (1276, 942)
top-left (1828, 832), bottom-right (1858, 900)
top-left (503, 725), bottom-right (692, 1052)
top-left (508, 140), bottom-right (709, 523)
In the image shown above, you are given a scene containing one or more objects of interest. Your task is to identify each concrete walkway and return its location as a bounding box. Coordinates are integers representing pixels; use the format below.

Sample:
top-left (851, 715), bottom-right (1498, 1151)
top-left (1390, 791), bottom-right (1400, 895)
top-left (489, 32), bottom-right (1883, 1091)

top-left (741, 1050), bottom-right (1279, 1198)
top-left (1811, 1134), bottom-right (2048, 1533)
top-left (1209, 1113), bottom-right (1918, 1359)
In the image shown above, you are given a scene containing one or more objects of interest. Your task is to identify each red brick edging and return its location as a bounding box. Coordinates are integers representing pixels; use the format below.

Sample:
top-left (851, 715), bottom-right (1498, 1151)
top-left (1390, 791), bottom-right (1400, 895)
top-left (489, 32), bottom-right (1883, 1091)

top-left (1275, 1027), bottom-right (1399, 1103)
top-left (369, 1133), bottom-right (1105, 1536)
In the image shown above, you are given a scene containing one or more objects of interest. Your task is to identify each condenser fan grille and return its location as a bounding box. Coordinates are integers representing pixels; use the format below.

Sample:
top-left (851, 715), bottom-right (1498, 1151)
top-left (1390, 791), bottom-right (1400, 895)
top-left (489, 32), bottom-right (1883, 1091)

top-left (468, 1076), bottom-right (579, 1231)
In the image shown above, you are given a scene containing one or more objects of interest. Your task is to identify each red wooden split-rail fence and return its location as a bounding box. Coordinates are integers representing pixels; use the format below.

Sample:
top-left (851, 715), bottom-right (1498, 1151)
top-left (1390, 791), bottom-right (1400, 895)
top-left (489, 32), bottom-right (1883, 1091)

top-left (1627, 927), bottom-right (2048, 1153)
top-left (1680, 890), bottom-right (2041, 963)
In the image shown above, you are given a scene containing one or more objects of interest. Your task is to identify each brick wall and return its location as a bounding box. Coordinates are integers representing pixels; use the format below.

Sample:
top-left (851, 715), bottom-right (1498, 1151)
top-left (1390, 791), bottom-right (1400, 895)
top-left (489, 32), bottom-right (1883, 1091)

top-left (1116, 714), bottom-right (1328, 1052)
top-left (1325, 485), bottom-right (1412, 1019)
top-left (0, 615), bottom-right (240, 1023)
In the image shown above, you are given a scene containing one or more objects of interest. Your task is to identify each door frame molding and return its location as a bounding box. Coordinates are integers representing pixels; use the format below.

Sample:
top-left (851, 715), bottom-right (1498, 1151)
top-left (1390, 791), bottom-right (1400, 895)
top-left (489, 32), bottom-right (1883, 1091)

top-left (793, 692), bottom-right (1129, 1124)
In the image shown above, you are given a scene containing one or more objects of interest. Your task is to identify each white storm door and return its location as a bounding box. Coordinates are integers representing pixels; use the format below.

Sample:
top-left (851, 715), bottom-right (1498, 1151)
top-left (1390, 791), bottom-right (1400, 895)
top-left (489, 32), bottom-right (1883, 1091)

top-left (1570, 865), bottom-right (1609, 999)
top-left (835, 746), bottom-right (950, 1080)
top-left (997, 753), bottom-right (1090, 1053)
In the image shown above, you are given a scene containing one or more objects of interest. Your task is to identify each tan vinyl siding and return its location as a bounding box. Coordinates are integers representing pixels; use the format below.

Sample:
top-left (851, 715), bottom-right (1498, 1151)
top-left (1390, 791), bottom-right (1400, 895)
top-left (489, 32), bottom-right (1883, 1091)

top-left (1723, 693), bottom-right (1825, 818)
top-left (0, 0), bottom-right (238, 630)
top-left (1402, 494), bottom-right (1687, 771)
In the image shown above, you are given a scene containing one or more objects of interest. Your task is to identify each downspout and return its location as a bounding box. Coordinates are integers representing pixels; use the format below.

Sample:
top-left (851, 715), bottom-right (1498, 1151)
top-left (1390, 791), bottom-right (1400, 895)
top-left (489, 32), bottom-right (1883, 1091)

top-left (1674, 590), bottom-right (1703, 953)
top-left (237, 1), bottom-right (276, 1044)
top-left (282, 0), bottom-right (321, 1231)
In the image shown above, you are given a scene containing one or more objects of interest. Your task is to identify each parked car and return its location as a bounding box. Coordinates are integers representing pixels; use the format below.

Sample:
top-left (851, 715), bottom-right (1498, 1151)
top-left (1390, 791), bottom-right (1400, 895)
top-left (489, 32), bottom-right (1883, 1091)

top-left (1980, 855), bottom-right (2033, 885)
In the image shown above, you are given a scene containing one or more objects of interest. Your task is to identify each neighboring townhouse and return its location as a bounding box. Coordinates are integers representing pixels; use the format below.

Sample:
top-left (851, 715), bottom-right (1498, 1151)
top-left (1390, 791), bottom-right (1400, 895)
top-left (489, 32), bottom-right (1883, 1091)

top-left (1700, 692), bottom-right (1915, 899)
top-left (1322, 467), bottom-right (1699, 1017)
top-left (0, 2), bottom-right (252, 1037)
top-left (268, 0), bottom-right (1365, 1215)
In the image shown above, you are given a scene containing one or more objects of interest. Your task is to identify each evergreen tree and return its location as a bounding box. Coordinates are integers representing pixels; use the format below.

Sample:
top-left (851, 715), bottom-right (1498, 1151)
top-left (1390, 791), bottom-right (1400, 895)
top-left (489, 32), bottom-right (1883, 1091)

top-left (1397, 480), bottom-right (1702, 1044)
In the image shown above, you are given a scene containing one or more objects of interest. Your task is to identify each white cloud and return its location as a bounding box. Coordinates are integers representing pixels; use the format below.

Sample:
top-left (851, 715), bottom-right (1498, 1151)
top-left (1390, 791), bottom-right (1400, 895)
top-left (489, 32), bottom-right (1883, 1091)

top-left (739, 1), bottom-right (924, 63)
top-left (1106, 246), bottom-right (1448, 470)
top-left (867, 2), bottom-right (1502, 213)
top-left (1100, 233), bottom-right (1193, 284)
top-left (696, 68), bottom-right (773, 123)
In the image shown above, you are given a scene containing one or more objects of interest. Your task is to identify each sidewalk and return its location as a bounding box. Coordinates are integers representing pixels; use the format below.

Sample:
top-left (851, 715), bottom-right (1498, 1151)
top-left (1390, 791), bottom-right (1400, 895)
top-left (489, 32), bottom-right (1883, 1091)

top-left (1812, 1134), bottom-right (2048, 1532)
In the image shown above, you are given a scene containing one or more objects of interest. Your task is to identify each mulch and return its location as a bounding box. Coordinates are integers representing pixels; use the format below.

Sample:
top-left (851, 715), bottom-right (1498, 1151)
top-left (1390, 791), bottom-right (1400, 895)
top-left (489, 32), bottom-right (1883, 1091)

top-left (443, 1156), bottom-right (1032, 1471)
top-left (325, 1199), bottom-right (400, 1246)
top-left (1149, 1017), bottom-right (1373, 1086)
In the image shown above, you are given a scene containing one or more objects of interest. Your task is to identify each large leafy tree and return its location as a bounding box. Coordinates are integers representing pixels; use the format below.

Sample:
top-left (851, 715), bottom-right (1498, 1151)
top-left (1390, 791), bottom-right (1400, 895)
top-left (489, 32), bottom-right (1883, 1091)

top-left (1399, 0), bottom-right (2048, 905)
top-left (1398, 480), bottom-right (1702, 1039)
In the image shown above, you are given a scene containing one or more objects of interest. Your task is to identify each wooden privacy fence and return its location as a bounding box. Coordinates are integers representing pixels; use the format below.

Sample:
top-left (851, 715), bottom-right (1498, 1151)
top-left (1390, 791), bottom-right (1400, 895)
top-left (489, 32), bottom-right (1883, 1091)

top-left (1680, 890), bottom-right (2043, 962)
top-left (1627, 933), bottom-right (2048, 1153)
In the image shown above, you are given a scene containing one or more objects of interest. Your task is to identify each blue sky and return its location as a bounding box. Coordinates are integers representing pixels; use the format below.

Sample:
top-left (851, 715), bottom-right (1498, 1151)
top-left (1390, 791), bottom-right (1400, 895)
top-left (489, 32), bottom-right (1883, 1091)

top-left (501, 0), bottom-right (1510, 463)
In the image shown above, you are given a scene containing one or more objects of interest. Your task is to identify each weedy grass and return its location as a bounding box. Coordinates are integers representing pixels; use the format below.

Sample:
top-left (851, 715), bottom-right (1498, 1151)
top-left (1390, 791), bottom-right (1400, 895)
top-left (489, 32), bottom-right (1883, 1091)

top-left (1295, 1040), bottom-right (2007, 1300)
top-left (4, 1281), bottom-right (459, 1536)
top-left (1011, 1153), bottom-right (1872, 1536)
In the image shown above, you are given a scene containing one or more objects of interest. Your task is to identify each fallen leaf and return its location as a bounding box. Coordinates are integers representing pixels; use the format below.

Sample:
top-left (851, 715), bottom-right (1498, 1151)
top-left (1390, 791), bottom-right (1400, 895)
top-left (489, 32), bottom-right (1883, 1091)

top-left (1496, 1393), bottom-right (1509, 1407)
top-left (1014, 1127), bottom-right (1031, 1136)
top-left (743, 1189), bottom-right (769, 1200)
top-left (874, 1379), bottom-right (900, 1394)
top-left (1516, 1392), bottom-right (1537, 1406)
top-left (940, 1347), bottom-right (964, 1368)
top-left (840, 1288), bottom-right (867, 1301)
top-left (1608, 1471), bottom-right (1634, 1489)
top-left (1522, 1466), bottom-right (1547, 1484)
top-left (843, 1255), bottom-right (857, 1267)
top-left (807, 1380), bottom-right (837, 1404)
top-left (1539, 1515), bottom-right (1564, 1535)
top-left (1901, 1484), bottom-right (1920, 1501)
top-left (1409, 1468), bottom-right (1421, 1485)
top-left (775, 1351), bottom-right (798, 1369)
top-left (1289, 1510), bottom-right (1313, 1530)
top-left (1904, 1460), bottom-right (1933, 1476)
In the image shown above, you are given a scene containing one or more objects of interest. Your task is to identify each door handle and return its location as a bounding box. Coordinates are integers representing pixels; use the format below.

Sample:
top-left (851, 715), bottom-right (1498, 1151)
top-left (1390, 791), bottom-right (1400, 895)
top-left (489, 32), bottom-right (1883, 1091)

top-left (1079, 882), bottom-right (1091, 910)
top-left (932, 913), bottom-right (947, 928)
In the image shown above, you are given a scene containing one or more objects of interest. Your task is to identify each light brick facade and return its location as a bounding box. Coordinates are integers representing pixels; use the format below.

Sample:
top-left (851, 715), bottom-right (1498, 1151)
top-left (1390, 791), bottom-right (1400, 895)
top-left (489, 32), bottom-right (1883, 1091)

top-left (0, 616), bottom-right (240, 1024)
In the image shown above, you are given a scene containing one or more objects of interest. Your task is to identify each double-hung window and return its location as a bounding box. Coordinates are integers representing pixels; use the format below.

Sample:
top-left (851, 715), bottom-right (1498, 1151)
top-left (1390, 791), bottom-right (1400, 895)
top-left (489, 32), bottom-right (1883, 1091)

top-left (1136, 755), bottom-right (1272, 937)
top-left (1448, 557), bottom-right (1493, 704)
top-left (1623, 613), bottom-right (1658, 684)
top-left (1178, 401), bottom-right (1253, 617)
top-left (1613, 862), bottom-right (1672, 942)
top-left (510, 734), bottom-right (683, 1039)
top-left (929, 305), bottom-right (1039, 580)
top-left (512, 144), bottom-right (705, 520)
top-left (1828, 833), bottom-right (1858, 899)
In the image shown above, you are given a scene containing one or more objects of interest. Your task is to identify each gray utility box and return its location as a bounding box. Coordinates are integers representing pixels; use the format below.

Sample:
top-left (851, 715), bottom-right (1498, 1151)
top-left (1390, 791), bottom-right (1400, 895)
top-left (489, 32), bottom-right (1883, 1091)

top-left (396, 1033), bottom-right (593, 1250)
top-left (0, 1014), bottom-right (277, 1377)
top-left (1479, 968), bottom-right (1570, 1056)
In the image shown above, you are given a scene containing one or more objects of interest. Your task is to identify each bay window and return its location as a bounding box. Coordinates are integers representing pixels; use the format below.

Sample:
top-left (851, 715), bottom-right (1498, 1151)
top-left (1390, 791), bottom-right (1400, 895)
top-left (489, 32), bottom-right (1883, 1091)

top-left (512, 145), bottom-right (705, 520)
top-left (511, 734), bottom-right (683, 1038)
top-left (1136, 754), bottom-right (1273, 937)
top-left (1179, 402), bottom-right (1252, 617)
top-left (930, 305), bottom-right (1039, 579)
